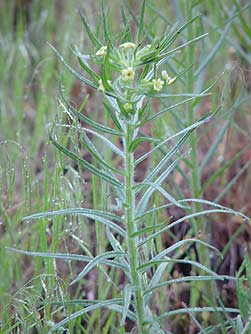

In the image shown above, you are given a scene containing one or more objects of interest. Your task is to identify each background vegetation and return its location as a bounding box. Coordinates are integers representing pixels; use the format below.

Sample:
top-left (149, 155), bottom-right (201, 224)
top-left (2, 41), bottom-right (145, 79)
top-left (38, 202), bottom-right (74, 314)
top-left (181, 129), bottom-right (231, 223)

top-left (0, 0), bottom-right (251, 333)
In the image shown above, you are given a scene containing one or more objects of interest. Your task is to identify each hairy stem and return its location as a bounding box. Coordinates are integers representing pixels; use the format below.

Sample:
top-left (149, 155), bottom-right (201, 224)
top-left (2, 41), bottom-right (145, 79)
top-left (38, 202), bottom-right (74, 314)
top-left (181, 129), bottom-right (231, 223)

top-left (124, 122), bottom-right (146, 334)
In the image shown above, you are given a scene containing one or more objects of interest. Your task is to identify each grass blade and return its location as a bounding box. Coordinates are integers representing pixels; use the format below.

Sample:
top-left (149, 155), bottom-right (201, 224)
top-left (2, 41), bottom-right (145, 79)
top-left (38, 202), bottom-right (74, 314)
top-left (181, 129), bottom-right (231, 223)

top-left (195, 8), bottom-right (235, 76)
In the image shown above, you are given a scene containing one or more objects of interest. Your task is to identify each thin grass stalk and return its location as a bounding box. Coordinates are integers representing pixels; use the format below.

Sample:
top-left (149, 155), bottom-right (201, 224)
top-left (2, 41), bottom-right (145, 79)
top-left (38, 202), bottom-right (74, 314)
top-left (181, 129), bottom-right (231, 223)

top-left (185, 2), bottom-right (215, 308)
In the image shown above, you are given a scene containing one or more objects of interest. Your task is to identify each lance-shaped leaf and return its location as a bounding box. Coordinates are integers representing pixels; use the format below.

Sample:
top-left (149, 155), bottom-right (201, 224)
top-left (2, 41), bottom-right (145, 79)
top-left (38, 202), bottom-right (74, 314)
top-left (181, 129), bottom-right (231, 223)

top-left (195, 8), bottom-right (235, 76)
top-left (137, 257), bottom-right (221, 276)
top-left (106, 227), bottom-right (129, 273)
top-left (146, 97), bottom-right (198, 124)
top-left (81, 127), bottom-right (124, 158)
top-left (137, 181), bottom-right (189, 217)
top-left (48, 298), bottom-right (136, 334)
top-left (129, 136), bottom-right (160, 153)
top-left (180, 198), bottom-right (249, 221)
top-left (135, 202), bottom-right (175, 221)
top-left (101, 0), bottom-right (115, 47)
top-left (141, 131), bottom-right (192, 186)
top-left (71, 47), bottom-right (100, 82)
top-left (147, 92), bottom-right (211, 99)
top-left (130, 219), bottom-right (170, 239)
top-left (145, 76), bottom-right (220, 124)
top-left (137, 198), bottom-right (249, 246)
top-left (70, 251), bottom-right (125, 285)
top-left (157, 307), bottom-right (240, 321)
top-left (144, 262), bottom-right (168, 305)
top-left (49, 134), bottom-right (123, 189)
top-left (136, 152), bottom-right (190, 216)
top-left (49, 43), bottom-right (97, 90)
top-left (160, 15), bottom-right (201, 52)
top-left (136, 114), bottom-right (211, 165)
top-left (136, 207), bottom-right (248, 247)
top-left (120, 3), bottom-right (132, 43)
top-left (104, 97), bottom-right (125, 132)
top-left (59, 84), bottom-right (121, 136)
top-left (7, 248), bottom-right (92, 262)
top-left (137, 0), bottom-right (146, 43)
top-left (23, 208), bottom-right (125, 236)
top-left (7, 247), bottom-right (127, 275)
top-left (120, 284), bottom-right (134, 326)
top-left (144, 274), bottom-right (235, 296)
top-left (79, 11), bottom-right (102, 47)
top-left (80, 130), bottom-right (124, 176)
top-left (138, 33), bottom-right (208, 66)
top-left (149, 238), bottom-right (221, 261)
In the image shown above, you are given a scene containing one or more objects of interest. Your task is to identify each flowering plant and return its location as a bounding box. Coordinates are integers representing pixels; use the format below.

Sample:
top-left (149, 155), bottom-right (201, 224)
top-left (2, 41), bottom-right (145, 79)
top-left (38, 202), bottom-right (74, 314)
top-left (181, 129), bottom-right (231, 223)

top-left (11, 2), bottom-right (249, 334)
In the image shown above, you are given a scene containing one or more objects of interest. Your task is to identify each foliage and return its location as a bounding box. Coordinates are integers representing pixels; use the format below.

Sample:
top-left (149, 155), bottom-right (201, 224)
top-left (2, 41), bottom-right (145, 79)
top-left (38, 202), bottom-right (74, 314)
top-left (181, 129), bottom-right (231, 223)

top-left (1, 1), bottom-right (251, 333)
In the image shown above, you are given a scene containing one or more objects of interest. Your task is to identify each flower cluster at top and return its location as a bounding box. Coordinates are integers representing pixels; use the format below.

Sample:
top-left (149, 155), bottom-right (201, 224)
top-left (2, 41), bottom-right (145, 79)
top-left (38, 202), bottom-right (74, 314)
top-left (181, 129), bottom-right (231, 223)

top-left (94, 42), bottom-right (176, 95)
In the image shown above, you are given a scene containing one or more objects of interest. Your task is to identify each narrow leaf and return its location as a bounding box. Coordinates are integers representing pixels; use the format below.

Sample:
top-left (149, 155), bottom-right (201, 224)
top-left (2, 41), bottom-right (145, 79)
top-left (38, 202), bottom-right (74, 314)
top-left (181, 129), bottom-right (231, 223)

top-left (70, 251), bottom-right (124, 285)
top-left (138, 257), bottom-right (222, 276)
top-left (48, 43), bottom-right (97, 90)
top-left (59, 84), bottom-right (121, 136)
top-left (23, 208), bottom-right (125, 236)
top-left (136, 114), bottom-right (212, 164)
top-left (157, 307), bottom-right (239, 320)
top-left (144, 275), bottom-right (235, 295)
top-left (79, 11), bottom-right (102, 47)
top-left (129, 137), bottom-right (159, 153)
top-left (195, 8), bottom-right (235, 76)
top-left (48, 299), bottom-right (136, 334)
top-left (201, 147), bottom-right (247, 194)
top-left (81, 134), bottom-right (122, 175)
top-left (136, 154), bottom-right (189, 216)
top-left (137, 0), bottom-right (146, 43)
top-left (120, 284), bottom-right (134, 326)
top-left (50, 135), bottom-right (123, 189)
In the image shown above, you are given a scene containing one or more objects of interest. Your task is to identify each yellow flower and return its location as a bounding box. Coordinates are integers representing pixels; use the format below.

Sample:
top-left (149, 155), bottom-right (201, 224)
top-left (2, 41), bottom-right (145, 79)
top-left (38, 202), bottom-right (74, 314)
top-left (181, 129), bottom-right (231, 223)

top-left (97, 79), bottom-right (112, 92)
top-left (161, 70), bottom-right (176, 84)
top-left (152, 78), bottom-right (164, 92)
top-left (119, 42), bottom-right (136, 49)
top-left (95, 46), bottom-right (107, 56)
top-left (121, 67), bottom-right (135, 82)
top-left (97, 79), bottom-right (105, 92)
top-left (124, 103), bottom-right (133, 112)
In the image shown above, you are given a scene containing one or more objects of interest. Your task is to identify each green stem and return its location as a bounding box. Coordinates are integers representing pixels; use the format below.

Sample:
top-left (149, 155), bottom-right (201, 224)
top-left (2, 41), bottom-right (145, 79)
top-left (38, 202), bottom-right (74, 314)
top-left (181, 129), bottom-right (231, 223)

top-left (124, 123), bottom-right (146, 334)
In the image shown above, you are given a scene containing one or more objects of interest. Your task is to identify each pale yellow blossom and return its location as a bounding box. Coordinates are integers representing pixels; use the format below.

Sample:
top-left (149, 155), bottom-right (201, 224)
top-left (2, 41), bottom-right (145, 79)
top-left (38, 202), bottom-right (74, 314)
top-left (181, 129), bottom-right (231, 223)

top-left (124, 103), bottom-right (133, 112)
top-left (161, 70), bottom-right (176, 84)
top-left (119, 42), bottom-right (136, 49)
top-left (95, 46), bottom-right (107, 56)
top-left (97, 79), bottom-right (105, 92)
top-left (97, 79), bottom-right (112, 92)
top-left (121, 67), bottom-right (135, 82)
top-left (152, 78), bottom-right (164, 92)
